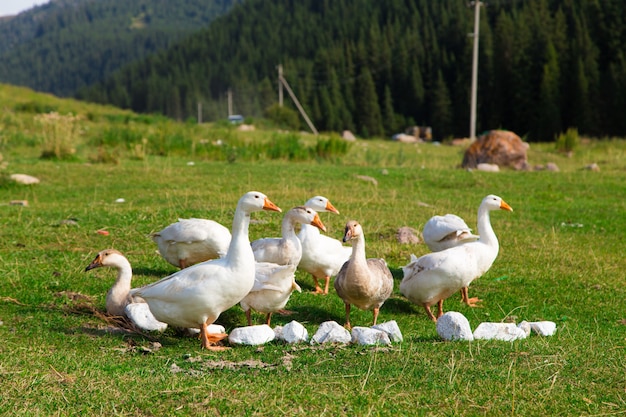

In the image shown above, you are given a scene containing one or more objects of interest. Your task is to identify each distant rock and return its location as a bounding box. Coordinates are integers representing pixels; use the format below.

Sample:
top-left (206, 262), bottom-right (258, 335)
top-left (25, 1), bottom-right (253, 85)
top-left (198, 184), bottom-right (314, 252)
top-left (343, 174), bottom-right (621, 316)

top-left (476, 163), bottom-right (500, 172)
top-left (342, 130), bottom-right (356, 141)
top-left (10, 174), bottom-right (40, 185)
top-left (436, 312), bottom-right (474, 341)
top-left (396, 226), bottom-right (420, 244)
top-left (584, 163), bottom-right (600, 172)
top-left (462, 130), bottom-right (529, 170)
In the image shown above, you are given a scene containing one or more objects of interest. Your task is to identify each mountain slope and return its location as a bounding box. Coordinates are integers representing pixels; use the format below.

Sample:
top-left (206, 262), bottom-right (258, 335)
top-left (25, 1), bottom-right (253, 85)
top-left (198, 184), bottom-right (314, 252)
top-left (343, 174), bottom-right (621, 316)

top-left (0, 0), bottom-right (242, 97)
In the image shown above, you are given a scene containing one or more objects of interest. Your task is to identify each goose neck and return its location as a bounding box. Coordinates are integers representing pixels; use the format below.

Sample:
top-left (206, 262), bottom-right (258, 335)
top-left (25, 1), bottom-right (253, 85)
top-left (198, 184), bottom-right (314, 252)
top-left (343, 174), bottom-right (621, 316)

top-left (477, 205), bottom-right (497, 246)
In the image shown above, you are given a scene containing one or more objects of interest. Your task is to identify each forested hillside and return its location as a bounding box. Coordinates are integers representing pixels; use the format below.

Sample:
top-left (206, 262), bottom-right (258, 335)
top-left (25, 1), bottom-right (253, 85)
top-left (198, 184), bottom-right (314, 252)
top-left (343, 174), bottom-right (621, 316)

top-left (79, 0), bottom-right (626, 141)
top-left (0, 0), bottom-right (242, 97)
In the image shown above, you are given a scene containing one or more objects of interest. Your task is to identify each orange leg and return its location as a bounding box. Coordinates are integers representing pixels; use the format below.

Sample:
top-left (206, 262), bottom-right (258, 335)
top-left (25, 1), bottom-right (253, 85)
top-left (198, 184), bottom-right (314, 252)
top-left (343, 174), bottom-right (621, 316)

top-left (245, 309), bottom-right (253, 326)
top-left (460, 287), bottom-right (482, 307)
top-left (265, 312), bottom-right (273, 326)
top-left (312, 276), bottom-right (324, 294)
top-left (179, 259), bottom-right (188, 269)
top-left (323, 276), bottom-right (330, 295)
top-left (372, 307), bottom-right (380, 326)
top-left (436, 299), bottom-right (444, 318)
top-left (344, 303), bottom-right (352, 330)
top-left (424, 305), bottom-right (437, 322)
top-left (200, 321), bottom-right (228, 350)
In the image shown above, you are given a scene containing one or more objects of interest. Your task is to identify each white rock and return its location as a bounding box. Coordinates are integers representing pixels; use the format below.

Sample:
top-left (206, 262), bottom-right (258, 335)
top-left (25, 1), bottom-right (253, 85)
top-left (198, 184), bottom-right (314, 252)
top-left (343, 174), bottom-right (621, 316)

top-left (517, 321), bottom-right (531, 337)
top-left (274, 321), bottom-right (308, 344)
top-left (115, 198), bottom-right (125, 203)
top-left (10, 174), bottom-right (40, 185)
top-left (372, 320), bottom-right (403, 343)
top-left (473, 322), bottom-right (528, 341)
top-left (310, 321), bottom-right (351, 345)
top-left (436, 312), bottom-right (474, 341)
top-left (476, 163), bottom-right (500, 172)
top-left (351, 327), bottom-right (391, 346)
top-left (529, 321), bottom-right (557, 336)
top-left (228, 325), bottom-right (275, 346)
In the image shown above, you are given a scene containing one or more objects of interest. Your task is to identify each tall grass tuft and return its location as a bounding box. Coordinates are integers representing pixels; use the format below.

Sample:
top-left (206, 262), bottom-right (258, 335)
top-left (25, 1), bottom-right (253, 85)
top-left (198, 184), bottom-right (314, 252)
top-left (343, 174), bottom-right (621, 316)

top-left (36, 112), bottom-right (81, 160)
top-left (313, 136), bottom-right (351, 160)
top-left (555, 127), bottom-right (579, 155)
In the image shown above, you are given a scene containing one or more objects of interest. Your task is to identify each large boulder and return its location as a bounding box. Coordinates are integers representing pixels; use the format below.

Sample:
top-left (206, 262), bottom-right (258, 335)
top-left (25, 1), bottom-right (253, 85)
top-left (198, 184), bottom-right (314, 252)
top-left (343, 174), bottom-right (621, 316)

top-left (462, 130), bottom-right (529, 170)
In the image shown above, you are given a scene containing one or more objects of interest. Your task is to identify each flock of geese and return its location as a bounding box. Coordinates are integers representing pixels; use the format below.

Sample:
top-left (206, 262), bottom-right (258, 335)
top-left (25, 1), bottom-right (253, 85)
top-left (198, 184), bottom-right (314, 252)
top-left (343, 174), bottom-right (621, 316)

top-left (85, 191), bottom-right (512, 349)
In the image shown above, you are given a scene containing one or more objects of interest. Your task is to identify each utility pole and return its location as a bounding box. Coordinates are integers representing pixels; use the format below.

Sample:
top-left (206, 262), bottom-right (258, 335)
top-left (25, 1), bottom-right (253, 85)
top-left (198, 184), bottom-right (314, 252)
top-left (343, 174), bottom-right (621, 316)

top-left (197, 102), bottom-right (202, 124)
top-left (277, 64), bottom-right (283, 107)
top-left (227, 88), bottom-right (233, 117)
top-left (278, 73), bottom-right (319, 135)
top-left (469, 1), bottom-right (482, 141)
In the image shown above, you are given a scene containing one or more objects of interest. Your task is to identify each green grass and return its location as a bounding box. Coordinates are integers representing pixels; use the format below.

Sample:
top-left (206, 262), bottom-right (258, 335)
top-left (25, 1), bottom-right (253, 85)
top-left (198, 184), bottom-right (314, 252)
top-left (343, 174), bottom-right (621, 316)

top-left (0, 84), bottom-right (625, 416)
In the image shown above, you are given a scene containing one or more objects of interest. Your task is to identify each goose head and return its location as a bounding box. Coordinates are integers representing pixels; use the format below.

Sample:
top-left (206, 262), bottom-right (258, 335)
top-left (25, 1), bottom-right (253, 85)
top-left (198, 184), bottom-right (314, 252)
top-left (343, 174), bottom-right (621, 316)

top-left (85, 249), bottom-right (127, 271)
top-left (482, 194), bottom-right (513, 212)
top-left (304, 196), bottom-right (340, 214)
top-left (239, 191), bottom-right (282, 214)
top-left (342, 220), bottom-right (363, 243)
top-left (291, 206), bottom-right (327, 232)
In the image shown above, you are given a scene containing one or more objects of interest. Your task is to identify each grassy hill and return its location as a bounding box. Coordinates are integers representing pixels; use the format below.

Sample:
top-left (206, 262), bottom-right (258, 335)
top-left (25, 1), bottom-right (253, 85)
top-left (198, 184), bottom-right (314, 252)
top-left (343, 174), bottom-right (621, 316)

top-left (1, 84), bottom-right (625, 415)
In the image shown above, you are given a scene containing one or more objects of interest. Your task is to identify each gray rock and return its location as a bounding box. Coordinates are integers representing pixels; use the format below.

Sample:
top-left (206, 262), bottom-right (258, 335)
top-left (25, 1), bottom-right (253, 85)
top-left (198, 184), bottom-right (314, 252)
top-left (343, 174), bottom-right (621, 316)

top-left (310, 321), bottom-right (351, 344)
top-left (372, 320), bottom-right (404, 343)
top-left (351, 327), bottom-right (391, 345)
top-left (529, 321), bottom-right (557, 336)
top-left (436, 312), bottom-right (474, 341)
top-left (274, 321), bottom-right (308, 344)
top-left (473, 322), bottom-right (528, 341)
top-left (517, 321), bottom-right (531, 337)
top-left (228, 324), bottom-right (275, 346)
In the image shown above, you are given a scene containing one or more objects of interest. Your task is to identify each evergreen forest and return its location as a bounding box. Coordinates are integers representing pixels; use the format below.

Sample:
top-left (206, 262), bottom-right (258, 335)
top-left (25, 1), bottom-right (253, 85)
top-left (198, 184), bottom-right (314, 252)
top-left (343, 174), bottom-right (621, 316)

top-left (0, 0), bottom-right (241, 97)
top-left (2, 0), bottom-right (625, 141)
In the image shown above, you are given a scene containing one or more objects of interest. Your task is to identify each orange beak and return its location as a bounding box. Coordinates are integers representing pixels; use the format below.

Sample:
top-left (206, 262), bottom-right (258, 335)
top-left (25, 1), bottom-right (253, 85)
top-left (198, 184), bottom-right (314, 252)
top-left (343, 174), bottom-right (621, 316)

top-left (263, 197), bottom-right (282, 213)
top-left (500, 200), bottom-right (513, 212)
top-left (85, 254), bottom-right (103, 271)
top-left (310, 213), bottom-right (326, 232)
top-left (325, 200), bottom-right (340, 215)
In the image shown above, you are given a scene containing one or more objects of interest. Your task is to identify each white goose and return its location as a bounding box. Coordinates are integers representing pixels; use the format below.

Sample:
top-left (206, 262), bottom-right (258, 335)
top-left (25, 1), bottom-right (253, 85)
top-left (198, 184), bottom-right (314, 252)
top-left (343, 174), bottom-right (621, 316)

top-left (422, 213), bottom-right (480, 305)
top-left (151, 218), bottom-right (231, 268)
top-left (85, 249), bottom-right (167, 332)
top-left (239, 262), bottom-right (300, 326)
top-left (422, 214), bottom-right (479, 252)
top-left (400, 195), bottom-right (513, 321)
top-left (298, 196), bottom-right (352, 294)
top-left (251, 206), bottom-right (326, 265)
top-left (334, 220), bottom-right (394, 329)
top-left (131, 191), bottom-right (281, 349)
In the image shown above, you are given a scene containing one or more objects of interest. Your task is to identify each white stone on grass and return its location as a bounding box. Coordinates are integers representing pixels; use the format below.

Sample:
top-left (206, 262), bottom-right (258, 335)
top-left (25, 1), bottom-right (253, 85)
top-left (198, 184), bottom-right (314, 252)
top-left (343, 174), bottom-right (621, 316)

top-left (529, 321), bottom-right (557, 336)
top-left (436, 312), bottom-right (474, 341)
top-left (228, 324), bottom-right (275, 346)
top-left (517, 321), bottom-right (531, 337)
top-left (351, 327), bottom-right (391, 346)
top-left (473, 322), bottom-right (528, 341)
top-left (274, 320), bottom-right (308, 344)
top-left (310, 321), bottom-right (351, 345)
top-left (372, 320), bottom-right (403, 343)
top-left (10, 174), bottom-right (40, 185)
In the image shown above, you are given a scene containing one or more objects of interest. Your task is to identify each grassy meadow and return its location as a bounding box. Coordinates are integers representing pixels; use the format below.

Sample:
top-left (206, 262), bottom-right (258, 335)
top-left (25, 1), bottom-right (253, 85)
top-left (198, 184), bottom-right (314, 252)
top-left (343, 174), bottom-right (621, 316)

top-left (0, 84), bottom-right (625, 416)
